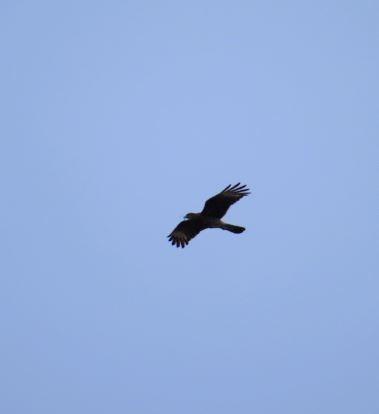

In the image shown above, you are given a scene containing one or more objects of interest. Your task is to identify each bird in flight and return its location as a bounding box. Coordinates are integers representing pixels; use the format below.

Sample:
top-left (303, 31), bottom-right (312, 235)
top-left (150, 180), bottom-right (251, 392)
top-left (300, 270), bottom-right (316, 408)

top-left (168, 183), bottom-right (250, 248)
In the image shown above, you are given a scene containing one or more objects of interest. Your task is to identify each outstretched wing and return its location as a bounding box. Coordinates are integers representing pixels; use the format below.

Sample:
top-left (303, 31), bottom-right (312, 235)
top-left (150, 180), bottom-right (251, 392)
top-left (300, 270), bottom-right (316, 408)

top-left (167, 218), bottom-right (207, 248)
top-left (201, 183), bottom-right (250, 219)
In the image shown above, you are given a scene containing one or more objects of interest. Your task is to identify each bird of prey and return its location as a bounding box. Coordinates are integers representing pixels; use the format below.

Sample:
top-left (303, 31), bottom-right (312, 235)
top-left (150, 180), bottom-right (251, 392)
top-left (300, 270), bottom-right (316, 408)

top-left (168, 183), bottom-right (250, 248)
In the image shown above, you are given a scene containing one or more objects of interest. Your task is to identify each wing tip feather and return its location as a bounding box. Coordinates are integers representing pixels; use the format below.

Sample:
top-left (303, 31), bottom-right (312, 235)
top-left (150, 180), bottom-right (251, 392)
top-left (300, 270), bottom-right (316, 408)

top-left (222, 182), bottom-right (251, 196)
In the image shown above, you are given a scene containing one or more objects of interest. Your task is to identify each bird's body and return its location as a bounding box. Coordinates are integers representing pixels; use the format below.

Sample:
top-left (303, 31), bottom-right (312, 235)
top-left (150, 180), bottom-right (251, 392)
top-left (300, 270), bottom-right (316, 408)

top-left (168, 183), bottom-right (250, 248)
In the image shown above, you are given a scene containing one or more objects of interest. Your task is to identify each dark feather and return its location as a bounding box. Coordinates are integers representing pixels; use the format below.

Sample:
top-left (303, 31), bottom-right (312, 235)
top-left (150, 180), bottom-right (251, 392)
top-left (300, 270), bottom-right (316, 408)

top-left (201, 183), bottom-right (250, 219)
top-left (167, 218), bottom-right (207, 248)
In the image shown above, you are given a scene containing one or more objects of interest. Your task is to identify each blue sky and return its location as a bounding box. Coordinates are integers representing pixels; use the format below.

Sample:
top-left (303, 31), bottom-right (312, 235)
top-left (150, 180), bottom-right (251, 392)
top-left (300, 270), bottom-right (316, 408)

top-left (1, 1), bottom-right (378, 413)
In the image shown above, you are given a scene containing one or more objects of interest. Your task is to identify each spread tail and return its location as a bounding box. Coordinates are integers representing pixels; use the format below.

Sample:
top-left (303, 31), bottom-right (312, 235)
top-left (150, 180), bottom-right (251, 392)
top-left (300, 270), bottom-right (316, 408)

top-left (222, 223), bottom-right (245, 234)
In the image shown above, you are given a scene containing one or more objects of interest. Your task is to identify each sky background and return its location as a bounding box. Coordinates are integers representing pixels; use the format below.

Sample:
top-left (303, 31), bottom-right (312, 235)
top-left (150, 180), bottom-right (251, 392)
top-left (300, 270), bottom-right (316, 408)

top-left (1, 1), bottom-right (378, 413)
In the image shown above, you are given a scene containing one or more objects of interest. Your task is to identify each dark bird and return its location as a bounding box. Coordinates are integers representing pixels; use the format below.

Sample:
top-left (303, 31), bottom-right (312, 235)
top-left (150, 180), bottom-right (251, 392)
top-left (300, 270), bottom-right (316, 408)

top-left (168, 183), bottom-right (250, 248)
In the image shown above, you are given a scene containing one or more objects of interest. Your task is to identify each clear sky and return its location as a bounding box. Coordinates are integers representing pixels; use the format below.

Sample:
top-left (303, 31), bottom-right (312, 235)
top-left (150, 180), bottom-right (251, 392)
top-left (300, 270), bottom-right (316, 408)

top-left (1, 1), bottom-right (378, 413)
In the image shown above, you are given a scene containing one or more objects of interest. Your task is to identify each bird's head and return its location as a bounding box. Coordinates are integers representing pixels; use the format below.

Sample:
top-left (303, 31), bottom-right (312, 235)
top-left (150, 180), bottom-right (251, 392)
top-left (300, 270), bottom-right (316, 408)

top-left (184, 212), bottom-right (198, 220)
